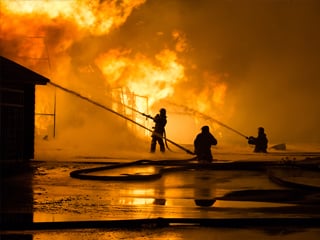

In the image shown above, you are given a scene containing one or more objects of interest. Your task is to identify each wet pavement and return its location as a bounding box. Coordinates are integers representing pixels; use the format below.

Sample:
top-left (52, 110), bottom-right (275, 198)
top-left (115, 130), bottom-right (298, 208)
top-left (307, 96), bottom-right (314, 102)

top-left (1, 147), bottom-right (320, 239)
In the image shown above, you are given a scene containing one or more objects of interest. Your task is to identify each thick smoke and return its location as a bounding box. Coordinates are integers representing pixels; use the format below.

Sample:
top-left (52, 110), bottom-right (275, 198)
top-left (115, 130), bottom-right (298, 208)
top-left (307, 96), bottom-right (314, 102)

top-left (1, 0), bottom-right (320, 158)
top-left (126, 0), bottom-right (320, 145)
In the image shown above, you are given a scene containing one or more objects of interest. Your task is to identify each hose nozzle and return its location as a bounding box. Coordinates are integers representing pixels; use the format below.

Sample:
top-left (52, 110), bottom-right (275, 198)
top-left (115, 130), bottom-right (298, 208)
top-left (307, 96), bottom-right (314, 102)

top-left (142, 113), bottom-right (153, 120)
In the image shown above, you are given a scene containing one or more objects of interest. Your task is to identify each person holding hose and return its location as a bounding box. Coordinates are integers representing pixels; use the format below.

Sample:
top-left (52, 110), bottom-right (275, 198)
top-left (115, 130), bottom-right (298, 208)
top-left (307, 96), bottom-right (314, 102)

top-left (248, 127), bottom-right (268, 153)
top-left (150, 108), bottom-right (167, 153)
top-left (194, 126), bottom-right (218, 163)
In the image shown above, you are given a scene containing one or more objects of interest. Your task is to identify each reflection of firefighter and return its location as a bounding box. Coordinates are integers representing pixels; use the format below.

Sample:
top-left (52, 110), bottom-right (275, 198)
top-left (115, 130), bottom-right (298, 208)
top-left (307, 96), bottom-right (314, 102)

top-left (248, 127), bottom-right (268, 153)
top-left (150, 108), bottom-right (167, 153)
top-left (194, 170), bottom-right (216, 207)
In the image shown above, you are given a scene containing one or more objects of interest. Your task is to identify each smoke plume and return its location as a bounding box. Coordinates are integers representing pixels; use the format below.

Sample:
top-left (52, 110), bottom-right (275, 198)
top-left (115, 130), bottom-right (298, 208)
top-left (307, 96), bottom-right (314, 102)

top-left (1, 0), bottom-right (319, 157)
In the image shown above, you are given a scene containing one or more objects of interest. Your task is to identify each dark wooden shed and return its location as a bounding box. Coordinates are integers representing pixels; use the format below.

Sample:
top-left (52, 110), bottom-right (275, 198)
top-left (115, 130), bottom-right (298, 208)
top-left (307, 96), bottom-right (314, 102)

top-left (0, 56), bottom-right (49, 162)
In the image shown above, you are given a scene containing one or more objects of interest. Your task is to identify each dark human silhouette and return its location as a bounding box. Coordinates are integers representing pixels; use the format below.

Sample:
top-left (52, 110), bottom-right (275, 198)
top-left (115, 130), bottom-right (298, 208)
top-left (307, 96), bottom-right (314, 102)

top-left (150, 108), bottom-right (167, 153)
top-left (248, 127), bottom-right (268, 153)
top-left (194, 126), bottom-right (218, 163)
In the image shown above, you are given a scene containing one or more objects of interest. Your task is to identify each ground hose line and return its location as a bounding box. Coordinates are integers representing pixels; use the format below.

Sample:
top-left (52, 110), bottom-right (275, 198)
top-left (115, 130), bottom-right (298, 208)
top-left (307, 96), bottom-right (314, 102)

top-left (267, 167), bottom-right (320, 191)
top-left (3, 217), bottom-right (320, 230)
top-left (163, 128), bottom-right (173, 152)
top-left (70, 158), bottom-right (198, 181)
top-left (69, 158), bottom-right (318, 182)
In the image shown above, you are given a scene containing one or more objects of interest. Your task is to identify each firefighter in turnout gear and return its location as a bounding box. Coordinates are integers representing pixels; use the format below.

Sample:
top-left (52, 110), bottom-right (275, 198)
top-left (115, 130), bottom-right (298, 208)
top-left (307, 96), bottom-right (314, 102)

top-left (248, 127), bottom-right (268, 153)
top-left (194, 126), bottom-right (218, 163)
top-left (150, 108), bottom-right (167, 153)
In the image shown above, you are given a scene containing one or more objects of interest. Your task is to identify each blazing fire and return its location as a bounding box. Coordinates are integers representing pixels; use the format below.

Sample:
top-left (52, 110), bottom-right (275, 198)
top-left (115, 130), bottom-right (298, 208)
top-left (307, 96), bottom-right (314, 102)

top-left (1, 0), bottom-right (228, 148)
top-left (95, 47), bottom-right (184, 106)
top-left (2, 0), bottom-right (146, 35)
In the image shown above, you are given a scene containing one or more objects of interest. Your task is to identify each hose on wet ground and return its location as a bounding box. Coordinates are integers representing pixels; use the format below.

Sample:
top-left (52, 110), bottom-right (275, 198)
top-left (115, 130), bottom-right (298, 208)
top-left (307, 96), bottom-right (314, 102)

top-left (3, 217), bottom-right (320, 230)
top-left (70, 158), bottom-right (198, 181)
top-left (7, 161), bottom-right (315, 231)
top-left (69, 157), bottom-right (320, 206)
top-left (69, 157), bottom-right (317, 182)
top-left (267, 167), bottom-right (320, 191)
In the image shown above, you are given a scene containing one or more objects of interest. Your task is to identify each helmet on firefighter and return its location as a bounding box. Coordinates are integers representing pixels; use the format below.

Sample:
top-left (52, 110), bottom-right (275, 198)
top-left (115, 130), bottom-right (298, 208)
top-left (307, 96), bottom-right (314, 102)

top-left (160, 108), bottom-right (166, 115)
top-left (201, 125), bottom-right (209, 132)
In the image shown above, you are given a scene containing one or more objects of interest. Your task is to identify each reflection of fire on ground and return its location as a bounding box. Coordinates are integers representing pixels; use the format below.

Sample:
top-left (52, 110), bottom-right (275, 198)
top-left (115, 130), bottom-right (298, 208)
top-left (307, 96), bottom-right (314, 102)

top-left (1, 0), bottom-right (229, 149)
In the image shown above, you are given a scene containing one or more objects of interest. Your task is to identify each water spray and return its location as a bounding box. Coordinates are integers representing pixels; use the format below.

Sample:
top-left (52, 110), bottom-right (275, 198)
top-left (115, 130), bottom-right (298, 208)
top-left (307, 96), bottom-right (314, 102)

top-left (48, 81), bottom-right (194, 155)
top-left (164, 100), bottom-right (249, 140)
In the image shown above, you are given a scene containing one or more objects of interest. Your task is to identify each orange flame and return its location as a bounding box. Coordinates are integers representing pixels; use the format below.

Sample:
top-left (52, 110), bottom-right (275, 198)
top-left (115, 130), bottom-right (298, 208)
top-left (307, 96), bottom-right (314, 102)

top-left (2, 0), bottom-right (146, 35)
top-left (95, 48), bottom-right (184, 107)
top-left (1, 0), bottom-right (229, 144)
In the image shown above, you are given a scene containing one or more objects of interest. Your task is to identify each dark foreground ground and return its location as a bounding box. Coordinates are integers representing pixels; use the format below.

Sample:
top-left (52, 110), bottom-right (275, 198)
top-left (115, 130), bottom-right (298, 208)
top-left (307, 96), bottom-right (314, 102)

top-left (1, 147), bottom-right (320, 239)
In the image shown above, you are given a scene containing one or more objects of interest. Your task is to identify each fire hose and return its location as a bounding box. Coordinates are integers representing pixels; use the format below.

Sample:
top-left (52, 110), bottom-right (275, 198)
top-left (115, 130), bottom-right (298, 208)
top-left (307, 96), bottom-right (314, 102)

top-left (48, 81), bottom-right (194, 155)
top-left (48, 81), bottom-right (251, 154)
top-left (4, 217), bottom-right (320, 230)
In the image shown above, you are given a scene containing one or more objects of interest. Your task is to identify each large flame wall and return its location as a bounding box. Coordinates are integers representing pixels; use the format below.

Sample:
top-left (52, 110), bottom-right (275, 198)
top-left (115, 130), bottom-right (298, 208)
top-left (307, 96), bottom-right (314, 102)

top-left (1, 0), bottom-right (320, 156)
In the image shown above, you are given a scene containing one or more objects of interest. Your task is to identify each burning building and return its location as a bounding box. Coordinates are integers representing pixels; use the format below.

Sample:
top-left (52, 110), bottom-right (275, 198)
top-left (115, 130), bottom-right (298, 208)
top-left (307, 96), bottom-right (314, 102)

top-left (1, 0), bottom-right (319, 153)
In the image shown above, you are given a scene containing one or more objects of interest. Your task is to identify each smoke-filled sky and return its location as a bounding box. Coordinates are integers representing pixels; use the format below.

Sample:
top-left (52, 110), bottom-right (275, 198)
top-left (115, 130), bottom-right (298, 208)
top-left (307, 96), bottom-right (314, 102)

top-left (1, 0), bottom-right (320, 154)
top-left (128, 0), bottom-right (320, 145)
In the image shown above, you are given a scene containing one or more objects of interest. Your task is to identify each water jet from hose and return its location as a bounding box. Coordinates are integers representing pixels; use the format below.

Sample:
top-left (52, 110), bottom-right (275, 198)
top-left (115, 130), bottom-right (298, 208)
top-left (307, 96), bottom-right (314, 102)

top-left (47, 81), bottom-right (194, 155)
top-left (164, 100), bottom-right (249, 140)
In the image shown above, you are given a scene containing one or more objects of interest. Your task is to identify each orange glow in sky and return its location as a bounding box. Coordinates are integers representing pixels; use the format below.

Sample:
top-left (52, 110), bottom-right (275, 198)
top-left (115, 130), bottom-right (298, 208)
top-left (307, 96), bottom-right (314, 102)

top-left (1, 0), bottom-right (320, 153)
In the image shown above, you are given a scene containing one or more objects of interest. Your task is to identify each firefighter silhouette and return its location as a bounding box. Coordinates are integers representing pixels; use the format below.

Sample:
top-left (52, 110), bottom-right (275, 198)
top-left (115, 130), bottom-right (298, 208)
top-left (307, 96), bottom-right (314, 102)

top-left (248, 127), bottom-right (268, 153)
top-left (194, 126), bottom-right (218, 163)
top-left (150, 108), bottom-right (167, 153)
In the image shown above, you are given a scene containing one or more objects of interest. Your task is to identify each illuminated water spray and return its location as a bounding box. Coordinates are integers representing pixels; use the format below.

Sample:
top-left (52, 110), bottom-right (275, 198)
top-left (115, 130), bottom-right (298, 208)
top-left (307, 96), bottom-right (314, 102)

top-left (165, 101), bottom-right (249, 140)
